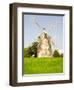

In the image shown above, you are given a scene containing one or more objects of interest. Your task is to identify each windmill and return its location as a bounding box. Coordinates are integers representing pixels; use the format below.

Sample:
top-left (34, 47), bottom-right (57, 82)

top-left (32, 16), bottom-right (57, 57)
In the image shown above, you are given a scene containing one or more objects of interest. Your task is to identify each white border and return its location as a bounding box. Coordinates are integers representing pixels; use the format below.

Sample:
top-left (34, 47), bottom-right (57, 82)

top-left (17, 7), bottom-right (70, 82)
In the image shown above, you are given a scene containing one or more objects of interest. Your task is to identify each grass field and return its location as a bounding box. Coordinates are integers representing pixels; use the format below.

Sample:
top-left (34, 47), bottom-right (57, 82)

top-left (24, 57), bottom-right (63, 74)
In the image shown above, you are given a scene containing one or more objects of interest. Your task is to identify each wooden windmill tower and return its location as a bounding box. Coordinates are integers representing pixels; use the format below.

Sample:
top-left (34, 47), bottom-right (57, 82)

top-left (33, 16), bottom-right (55, 57)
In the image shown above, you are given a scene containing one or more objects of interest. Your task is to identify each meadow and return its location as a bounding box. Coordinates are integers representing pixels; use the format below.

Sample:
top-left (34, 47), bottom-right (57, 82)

top-left (24, 57), bottom-right (63, 74)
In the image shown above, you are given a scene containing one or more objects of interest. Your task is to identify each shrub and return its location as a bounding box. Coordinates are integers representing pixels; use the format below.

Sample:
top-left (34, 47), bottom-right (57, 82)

top-left (53, 50), bottom-right (60, 57)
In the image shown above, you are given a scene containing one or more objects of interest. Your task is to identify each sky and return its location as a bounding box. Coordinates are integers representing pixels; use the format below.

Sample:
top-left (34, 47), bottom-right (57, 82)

top-left (23, 14), bottom-right (64, 51)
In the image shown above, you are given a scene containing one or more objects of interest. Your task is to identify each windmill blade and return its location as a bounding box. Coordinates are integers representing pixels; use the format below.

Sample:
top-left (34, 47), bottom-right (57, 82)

top-left (46, 21), bottom-right (57, 32)
top-left (35, 21), bottom-right (42, 29)
top-left (32, 16), bottom-right (43, 30)
top-left (51, 37), bottom-right (55, 46)
top-left (50, 36), bottom-right (57, 50)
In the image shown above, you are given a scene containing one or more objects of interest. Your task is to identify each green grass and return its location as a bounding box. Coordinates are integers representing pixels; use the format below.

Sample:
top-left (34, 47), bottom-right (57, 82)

top-left (24, 57), bottom-right (63, 74)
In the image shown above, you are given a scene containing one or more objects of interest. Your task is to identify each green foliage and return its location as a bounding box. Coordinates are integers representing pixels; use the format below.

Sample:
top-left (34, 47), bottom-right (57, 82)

top-left (31, 42), bottom-right (38, 57)
top-left (24, 57), bottom-right (63, 74)
top-left (53, 50), bottom-right (60, 57)
top-left (24, 48), bottom-right (31, 57)
top-left (60, 53), bottom-right (63, 57)
top-left (24, 42), bottom-right (38, 57)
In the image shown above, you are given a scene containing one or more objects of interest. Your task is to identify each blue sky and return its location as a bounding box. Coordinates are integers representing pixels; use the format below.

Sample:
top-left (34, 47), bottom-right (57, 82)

top-left (23, 14), bottom-right (64, 51)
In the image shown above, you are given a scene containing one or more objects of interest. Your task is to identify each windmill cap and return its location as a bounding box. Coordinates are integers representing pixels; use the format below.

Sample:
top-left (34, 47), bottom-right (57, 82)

top-left (43, 28), bottom-right (45, 30)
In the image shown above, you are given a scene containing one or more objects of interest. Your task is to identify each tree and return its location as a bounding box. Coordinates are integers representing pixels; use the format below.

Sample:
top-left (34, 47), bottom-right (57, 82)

top-left (24, 42), bottom-right (38, 57)
top-left (31, 42), bottom-right (38, 57)
top-left (24, 48), bottom-right (30, 57)
top-left (53, 50), bottom-right (60, 57)
top-left (60, 53), bottom-right (63, 57)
